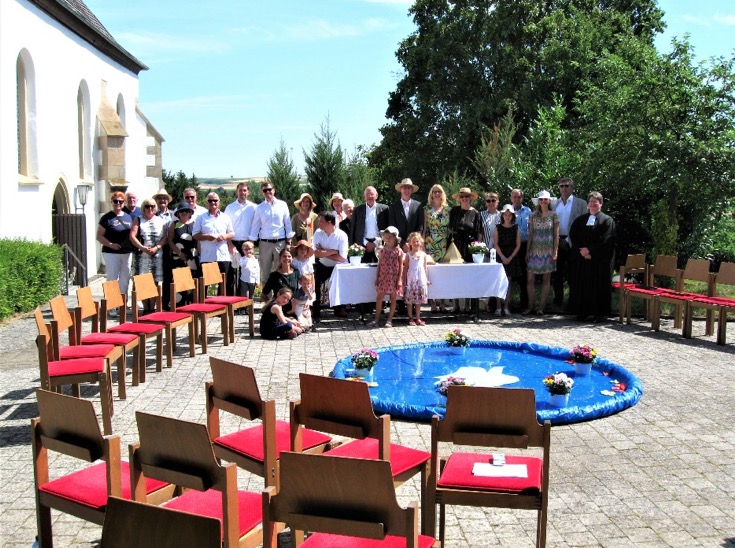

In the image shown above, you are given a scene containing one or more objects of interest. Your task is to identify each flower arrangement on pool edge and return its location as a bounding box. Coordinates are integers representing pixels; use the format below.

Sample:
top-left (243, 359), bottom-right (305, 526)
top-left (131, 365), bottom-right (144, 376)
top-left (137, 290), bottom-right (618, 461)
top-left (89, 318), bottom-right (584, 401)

top-left (543, 372), bottom-right (574, 395)
top-left (444, 328), bottom-right (470, 347)
top-left (351, 348), bottom-right (378, 370)
top-left (347, 243), bottom-right (366, 258)
top-left (571, 344), bottom-right (598, 363)
top-left (467, 241), bottom-right (489, 255)
top-left (436, 376), bottom-right (470, 396)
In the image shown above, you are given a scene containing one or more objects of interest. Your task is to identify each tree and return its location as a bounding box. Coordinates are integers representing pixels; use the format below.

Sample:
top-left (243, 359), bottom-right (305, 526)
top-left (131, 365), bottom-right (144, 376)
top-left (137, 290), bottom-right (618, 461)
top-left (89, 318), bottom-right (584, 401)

top-left (162, 169), bottom-right (200, 204)
top-left (373, 0), bottom-right (664, 184)
top-left (471, 108), bottom-right (520, 194)
top-left (303, 116), bottom-right (345, 211)
top-left (266, 138), bottom-right (302, 210)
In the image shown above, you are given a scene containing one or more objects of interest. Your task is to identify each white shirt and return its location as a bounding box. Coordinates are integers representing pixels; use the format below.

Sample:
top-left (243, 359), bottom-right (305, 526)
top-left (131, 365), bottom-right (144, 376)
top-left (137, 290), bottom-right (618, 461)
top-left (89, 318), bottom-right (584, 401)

top-left (193, 210), bottom-right (234, 262)
top-left (190, 204), bottom-right (208, 222)
top-left (238, 255), bottom-right (261, 283)
top-left (401, 198), bottom-right (411, 219)
top-left (313, 228), bottom-right (348, 268)
top-left (364, 203), bottom-right (380, 243)
top-left (554, 195), bottom-right (575, 236)
top-left (249, 198), bottom-right (294, 241)
top-left (224, 199), bottom-right (256, 240)
top-left (291, 256), bottom-right (315, 276)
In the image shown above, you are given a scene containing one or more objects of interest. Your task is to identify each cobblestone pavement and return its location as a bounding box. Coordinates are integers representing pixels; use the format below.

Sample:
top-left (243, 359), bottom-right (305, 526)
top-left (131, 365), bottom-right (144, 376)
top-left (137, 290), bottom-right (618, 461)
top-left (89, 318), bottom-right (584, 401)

top-left (1, 280), bottom-right (734, 547)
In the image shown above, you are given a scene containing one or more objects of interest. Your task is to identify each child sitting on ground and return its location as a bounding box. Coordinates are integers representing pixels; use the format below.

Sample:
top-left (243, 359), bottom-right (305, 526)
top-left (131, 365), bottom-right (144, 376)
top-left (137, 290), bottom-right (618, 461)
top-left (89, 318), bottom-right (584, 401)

top-left (239, 241), bottom-right (261, 299)
top-left (292, 273), bottom-right (315, 331)
top-left (260, 287), bottom-right (303, 340)
top-left (403, 232), bottom-right (430, 326)
top-left (368, 226), bottom-right (404, 328)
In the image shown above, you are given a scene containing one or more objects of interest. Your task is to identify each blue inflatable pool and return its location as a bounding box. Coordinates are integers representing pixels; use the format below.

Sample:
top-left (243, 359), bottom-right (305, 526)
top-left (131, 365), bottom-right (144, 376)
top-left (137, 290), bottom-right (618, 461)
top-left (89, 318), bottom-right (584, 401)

top-left (331, 340), bottom-right (643, 425)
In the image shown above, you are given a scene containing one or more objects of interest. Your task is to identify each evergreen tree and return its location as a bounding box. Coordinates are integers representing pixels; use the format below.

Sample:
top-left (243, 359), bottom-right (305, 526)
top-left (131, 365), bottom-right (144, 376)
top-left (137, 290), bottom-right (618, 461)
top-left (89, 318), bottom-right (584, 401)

top-left (303, 116), bottom-right (345, 211)
top-left (266, 139), bottom-right (302, 210)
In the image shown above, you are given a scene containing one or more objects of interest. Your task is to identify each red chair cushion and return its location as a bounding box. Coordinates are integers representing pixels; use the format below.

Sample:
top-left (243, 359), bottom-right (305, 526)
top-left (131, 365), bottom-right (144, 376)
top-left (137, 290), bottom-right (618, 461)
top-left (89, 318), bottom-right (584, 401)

top-left (612, 282), bottom-right (637, 290)
top-left (177, 303), bottom-right (227, 314)
top-left (81, 332), bottom-right (137, 345)
top-left (38, 461), bottom-right (169, 510)
top-left (59, 344), bottom-right (116, 359)
top-left (139, 311), bottom-right (191, 323)
top-left (109, 322), bottom-right (164, 335)
top-left (214, 420), bottom-right (331, 462)
top-left (163, 488), bottom-right (262, 539)
top-left (48, 357), bottom-right (106, 377)
top-left (626, 287), bottom-right (667, 297)
top-left (325, 438), bottom-right (430, 478)
top-left (693, 295), bottom-right (735, 307)
top-left (205, 296), bottom-right (251, 306)
top-left (437, 452), bottom-right (543, 494)
top-left (302, 533), bottom-right (436, 547)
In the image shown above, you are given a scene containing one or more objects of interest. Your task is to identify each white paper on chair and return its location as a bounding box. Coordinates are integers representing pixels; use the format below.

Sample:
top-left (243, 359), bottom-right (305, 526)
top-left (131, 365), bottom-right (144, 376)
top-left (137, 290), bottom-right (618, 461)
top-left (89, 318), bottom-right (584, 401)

top-left (472, 463), bottom-right (528, 478)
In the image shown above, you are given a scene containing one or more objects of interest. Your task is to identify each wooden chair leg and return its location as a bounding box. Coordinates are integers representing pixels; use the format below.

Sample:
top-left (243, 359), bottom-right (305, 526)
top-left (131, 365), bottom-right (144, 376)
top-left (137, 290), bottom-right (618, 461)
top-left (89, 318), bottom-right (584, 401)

top-left (248, 304), bottom-right (255, 337)
top-left (187, 322), bottom-right (195, 358)
top-left (155, 333), bottom-right (163, 372)
top-left (682, 302), bottom-right (692, 339)
top-left (131, 344), bottom-right (140, 387)
top-left (221, 314), bottom-right (229, 347)
top-left (651, 297), bottom-right (661, 331)
top-left (165, 325), bottom-right (174, 368)
top-left (98, 372), bottom-right (113, 435)
top-left (228, 307), bottom-right (235, 343)
top-left (36, 502), bottom-right (52, 548)
top-left (718, 308), bottom-right (727, 345)
top-left (200, 316), bottom-right (208, 354)
top-left (72, 383), bottom-right (81, 398)
top-left (419, 462), bottom-right (431, 536)
top-left (439, 501), bottom-right (446, 547)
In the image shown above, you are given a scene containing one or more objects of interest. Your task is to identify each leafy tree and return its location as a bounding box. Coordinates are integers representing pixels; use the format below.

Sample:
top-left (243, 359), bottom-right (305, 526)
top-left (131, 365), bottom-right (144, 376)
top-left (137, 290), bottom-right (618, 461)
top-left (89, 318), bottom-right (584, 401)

top-left (267, 138), bottom-right (302, 209)
top-left (471, 108), bottom-right (520, 195)
top-left (303, 116), bottom-right (345, 211)
top-left (341, 145), bottom-right (382, 205)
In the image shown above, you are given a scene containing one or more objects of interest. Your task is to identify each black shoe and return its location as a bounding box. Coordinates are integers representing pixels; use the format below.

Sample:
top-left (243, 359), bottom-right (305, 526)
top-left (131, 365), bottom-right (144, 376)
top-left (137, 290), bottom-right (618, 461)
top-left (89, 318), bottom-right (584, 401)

top-left (575, 314), bottom-right (589, 322)
top-left (593, 316), bottom-right (605, 323)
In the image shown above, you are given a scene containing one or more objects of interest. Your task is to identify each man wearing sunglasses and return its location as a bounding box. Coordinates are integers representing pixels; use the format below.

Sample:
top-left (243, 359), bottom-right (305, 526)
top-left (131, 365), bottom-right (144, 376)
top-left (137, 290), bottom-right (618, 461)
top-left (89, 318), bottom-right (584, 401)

top-left (552, 177), bottom-right (587, 311)
top-left (193, 192), bottom-right (235, 285)
top-left (180, 187), bottom-right (207, 221)
top-left (249, 183), bottom-right (294, 278)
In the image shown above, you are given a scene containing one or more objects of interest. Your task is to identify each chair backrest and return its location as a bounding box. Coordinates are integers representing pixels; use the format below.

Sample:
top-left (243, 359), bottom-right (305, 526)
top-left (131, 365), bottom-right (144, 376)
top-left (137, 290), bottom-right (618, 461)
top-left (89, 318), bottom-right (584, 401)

top-left (101, 496), bottom-right (221, 548)
top-left (173, 266), bottom-right (197, 292)
top-left (294, 373), bottom-right (384, 441)
top-left (34, 307), bottom-right (51, 339)
top-left (265, 452), bottom-right (419, 547)
top-left (49, 295), bottom-right (78, 344)
top-left (715, 262), bottom-right (735, 288)
top-left (621, 254), bottom-right (647, 278)
top-left (681, 258), bottom-right (712, 283)
top-left (201, 262), bottom-right (225, 298)
top-left (132, 273), bottom-right (162, 318)
top-left (650, 254), bottom-right (678, 278)
top-left (208, 357), bottom-right (265, 420)
top-left (75, 286), bottom-right (100, 334)
top-left (134, 411), bottom-right (224, 491)
top-left (435, 386), bottom-right (548, 449)
top-left (102, 280), bottom-right (125, 310)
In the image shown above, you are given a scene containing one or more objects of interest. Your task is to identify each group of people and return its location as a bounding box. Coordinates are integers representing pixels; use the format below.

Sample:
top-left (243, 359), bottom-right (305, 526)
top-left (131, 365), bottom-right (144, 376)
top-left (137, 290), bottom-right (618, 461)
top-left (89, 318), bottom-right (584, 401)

top-left (97, 176), bottom-right (615, 341)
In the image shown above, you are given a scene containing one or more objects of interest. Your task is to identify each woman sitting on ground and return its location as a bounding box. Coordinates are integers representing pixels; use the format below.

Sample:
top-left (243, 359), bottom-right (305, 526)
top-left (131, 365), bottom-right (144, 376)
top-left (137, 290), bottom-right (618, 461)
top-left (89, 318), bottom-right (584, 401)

top-left (260, 287), bottom-right (303, 340)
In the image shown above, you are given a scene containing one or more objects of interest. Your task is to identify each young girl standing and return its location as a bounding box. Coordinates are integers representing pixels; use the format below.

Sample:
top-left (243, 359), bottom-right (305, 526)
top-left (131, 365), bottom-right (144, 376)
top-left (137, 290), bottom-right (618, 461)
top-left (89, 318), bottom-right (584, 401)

top-left (403, 232), bottom-right (430, 326)
top-left (494, 205), bottom-right (522, 315)
top-left (368, 226), bottom-right (404, 328)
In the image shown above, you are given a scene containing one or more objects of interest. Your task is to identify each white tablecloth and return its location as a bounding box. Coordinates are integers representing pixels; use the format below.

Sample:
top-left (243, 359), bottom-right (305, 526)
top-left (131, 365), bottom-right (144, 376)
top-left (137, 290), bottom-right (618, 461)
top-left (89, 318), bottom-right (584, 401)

top-left (328, 263), bottom-right (509, 306)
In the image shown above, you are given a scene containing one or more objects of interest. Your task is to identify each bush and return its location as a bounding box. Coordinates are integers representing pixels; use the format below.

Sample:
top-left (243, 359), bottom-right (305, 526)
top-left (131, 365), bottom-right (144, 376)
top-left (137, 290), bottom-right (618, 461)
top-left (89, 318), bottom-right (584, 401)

top-left (0, 239), bottom-right (63, 321)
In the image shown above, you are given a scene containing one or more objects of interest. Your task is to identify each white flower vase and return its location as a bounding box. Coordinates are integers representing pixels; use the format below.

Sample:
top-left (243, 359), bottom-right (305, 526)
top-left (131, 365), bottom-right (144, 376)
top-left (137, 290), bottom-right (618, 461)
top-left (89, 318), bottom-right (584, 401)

top-left (574, 361), bottom-right (593, 376)
top-left (349, 256), bottom-right (362, 266)
top-left (472, 254), bottom-right (484, 264)
top-left (448, 346), bottom-right (466, 355)
top-left (549, 393), bottom-right (569, 407)
top-left (353, 367), bottom-right (373, 379)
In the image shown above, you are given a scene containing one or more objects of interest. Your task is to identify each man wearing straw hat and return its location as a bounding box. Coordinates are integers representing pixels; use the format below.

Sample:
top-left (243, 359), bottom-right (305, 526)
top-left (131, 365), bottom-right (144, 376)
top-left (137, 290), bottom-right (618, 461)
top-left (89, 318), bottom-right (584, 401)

top-left (388, 178), bottom-right (424, 253)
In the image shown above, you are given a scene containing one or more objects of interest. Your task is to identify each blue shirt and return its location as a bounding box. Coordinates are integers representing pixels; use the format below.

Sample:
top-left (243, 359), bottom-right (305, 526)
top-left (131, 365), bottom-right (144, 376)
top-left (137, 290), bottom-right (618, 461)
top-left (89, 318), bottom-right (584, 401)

top-left (514, 205), bottom-right (532, 242)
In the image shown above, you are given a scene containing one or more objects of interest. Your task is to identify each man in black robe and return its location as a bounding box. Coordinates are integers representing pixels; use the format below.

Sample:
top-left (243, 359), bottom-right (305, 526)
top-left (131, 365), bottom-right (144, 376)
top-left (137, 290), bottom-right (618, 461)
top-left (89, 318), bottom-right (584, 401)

top-left (568, 192), bottom-right (616, 322)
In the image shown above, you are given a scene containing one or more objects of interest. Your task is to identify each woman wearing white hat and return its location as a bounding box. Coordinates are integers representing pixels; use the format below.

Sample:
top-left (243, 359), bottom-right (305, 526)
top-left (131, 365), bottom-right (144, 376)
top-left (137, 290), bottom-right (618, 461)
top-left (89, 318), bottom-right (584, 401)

top-left (524, 190), bottom-right (560, 315)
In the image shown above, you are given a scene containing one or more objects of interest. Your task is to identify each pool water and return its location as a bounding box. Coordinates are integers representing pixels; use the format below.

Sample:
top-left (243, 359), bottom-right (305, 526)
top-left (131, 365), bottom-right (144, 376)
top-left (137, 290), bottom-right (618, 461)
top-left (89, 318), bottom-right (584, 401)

top-left (331, 340), bottom-right (643, 425)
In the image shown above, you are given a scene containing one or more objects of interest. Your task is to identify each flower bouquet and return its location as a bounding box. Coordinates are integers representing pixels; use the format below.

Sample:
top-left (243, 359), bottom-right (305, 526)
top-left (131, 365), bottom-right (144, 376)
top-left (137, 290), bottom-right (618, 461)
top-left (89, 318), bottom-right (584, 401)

top-left (543, 372), bottom-right (574, 407)
top-left (351, 348), bottom-right (378, 378)
top-left (467, 241), bottom-right (488, 255)
top-left (444, 328), bottom-right (470, 347)
top-left (436, 376), bottom-right (470, 396)
top-left (570, 344), bottom-right (597, 376)
top-left (347, 244), bottom-right (366, 258)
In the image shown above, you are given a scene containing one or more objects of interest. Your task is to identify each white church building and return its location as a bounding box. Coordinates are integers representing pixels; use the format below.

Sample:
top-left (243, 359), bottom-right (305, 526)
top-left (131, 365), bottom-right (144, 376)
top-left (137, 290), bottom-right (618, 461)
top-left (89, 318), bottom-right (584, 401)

top-left (0, 0), bottom-right (163, 281)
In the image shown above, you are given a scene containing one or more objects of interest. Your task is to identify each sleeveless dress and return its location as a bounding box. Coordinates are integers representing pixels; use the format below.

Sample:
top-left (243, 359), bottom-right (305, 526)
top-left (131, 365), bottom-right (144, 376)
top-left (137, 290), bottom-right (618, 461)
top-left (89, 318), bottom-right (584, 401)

top-left (171, 221), bottom-right (199, 275)
top-left (375, 246), bottom-right (404, 294)
top-left (404, 252), bottom-right (429, 304)
top-left (496, 224), bottom-right (522, 278)
top-left (424, 206), bottom-right (449, 262)
top-left (133, 216), bottom-right (165, 281)
top-left (527, 212), bottom-right (559, 274)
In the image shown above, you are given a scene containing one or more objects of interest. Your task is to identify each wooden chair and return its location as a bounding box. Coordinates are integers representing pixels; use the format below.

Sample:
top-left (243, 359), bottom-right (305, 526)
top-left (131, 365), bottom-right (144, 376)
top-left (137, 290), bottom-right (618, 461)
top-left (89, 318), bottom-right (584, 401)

top-left (130, 411), bottom-right (263, 547)
top-left (131, 273), bottom-right (195, 368)
top-left (625, 254), bottom-right (681, 329)
top-left (171, 267), bottom-right (229, 354)
top-left (650, 258), bottom-right (714, 335)
top-left (32, 390), bottom-right (173, 547)
top-left (34, 309), bottom-right (113, 435)
top-left (429, 386), bottom-right (551, 547)
top-left (290, 373), bottom-right (432, 535)
top-left (612, 254), bottom-right (648, 323)
top-left (200, 262), bottom-right (255, 341)
top-left (683, 261), bottom-right (735, 345)
top-left (101, 496), bottom-right (221, 548)
top-left (263, 452), bottom-right (439, 547)
top-left (205, 358), bottom-right (331, 488)
top-left (100, 279), bottom-right (165, 380)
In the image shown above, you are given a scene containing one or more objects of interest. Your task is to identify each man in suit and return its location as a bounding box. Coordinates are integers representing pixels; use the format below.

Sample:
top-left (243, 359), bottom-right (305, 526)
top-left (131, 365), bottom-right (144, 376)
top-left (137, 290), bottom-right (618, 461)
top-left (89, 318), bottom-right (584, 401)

top-left (552, 177), bottom-right (589, 310)
top-left (388, 178), bottom-right (424, 253)
top-left (350, 186), bottom-right (388, 263)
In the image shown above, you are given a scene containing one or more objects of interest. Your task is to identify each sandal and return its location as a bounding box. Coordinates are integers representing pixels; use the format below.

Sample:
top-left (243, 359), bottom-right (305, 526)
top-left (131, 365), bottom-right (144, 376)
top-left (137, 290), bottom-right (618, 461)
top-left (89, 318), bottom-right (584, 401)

top-left (416, 320), bottom-right (426, 326)
top-left (408, 320), bottom-right (416, 326)
top-left (536, 309), bottom-right (545, 316)
top-left (367, 320), bottom-right (378, 328)
top-left (384, 321), bottom-right (393, 328)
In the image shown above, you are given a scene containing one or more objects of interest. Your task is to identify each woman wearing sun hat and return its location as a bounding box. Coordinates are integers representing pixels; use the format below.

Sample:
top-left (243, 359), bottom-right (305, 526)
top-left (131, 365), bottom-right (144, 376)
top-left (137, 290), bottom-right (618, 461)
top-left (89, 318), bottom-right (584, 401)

top-left (291, 193), bottom-right (318, 245)
top-left (329, 192), bottom-right (346, 224)
top-left (524, 190), bottom-right (560, 315)
top-left (448, 187), bottom-right (483, 262)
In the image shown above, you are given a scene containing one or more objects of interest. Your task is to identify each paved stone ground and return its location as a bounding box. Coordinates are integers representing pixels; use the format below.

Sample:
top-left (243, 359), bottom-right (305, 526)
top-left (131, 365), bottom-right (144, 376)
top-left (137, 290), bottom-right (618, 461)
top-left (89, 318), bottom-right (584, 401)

top-left (1, 280), bottom-right (734, 547)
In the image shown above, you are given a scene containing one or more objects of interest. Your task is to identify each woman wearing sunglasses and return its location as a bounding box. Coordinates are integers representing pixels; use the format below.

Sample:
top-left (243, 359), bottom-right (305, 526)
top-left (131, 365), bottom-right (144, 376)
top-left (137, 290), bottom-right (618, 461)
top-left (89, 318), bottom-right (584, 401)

top-left (97, 191), bottom-right (135, 308)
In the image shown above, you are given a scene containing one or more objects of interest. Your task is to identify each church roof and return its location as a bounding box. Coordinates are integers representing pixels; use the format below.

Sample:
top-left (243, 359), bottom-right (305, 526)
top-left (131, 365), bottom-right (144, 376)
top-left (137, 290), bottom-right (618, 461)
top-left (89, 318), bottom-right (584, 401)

top-left (27, 0), bottom-right (148, 74)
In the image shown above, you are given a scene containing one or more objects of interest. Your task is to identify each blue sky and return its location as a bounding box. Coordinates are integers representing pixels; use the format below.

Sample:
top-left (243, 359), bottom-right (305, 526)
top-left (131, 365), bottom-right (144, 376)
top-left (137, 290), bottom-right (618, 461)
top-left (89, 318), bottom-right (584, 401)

top-left (84, 0), bottom-right (734, 178)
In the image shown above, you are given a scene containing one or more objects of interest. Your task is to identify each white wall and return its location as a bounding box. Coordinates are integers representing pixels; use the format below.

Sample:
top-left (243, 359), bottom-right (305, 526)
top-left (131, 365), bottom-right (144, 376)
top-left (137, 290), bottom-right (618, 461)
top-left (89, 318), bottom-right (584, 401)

top-left (0, 0), bottom-right (157, 274)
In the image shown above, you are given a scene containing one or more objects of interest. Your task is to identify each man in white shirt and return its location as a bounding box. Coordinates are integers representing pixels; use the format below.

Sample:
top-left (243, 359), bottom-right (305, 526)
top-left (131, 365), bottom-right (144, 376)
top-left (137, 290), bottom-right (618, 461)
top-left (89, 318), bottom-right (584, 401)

top-left (224, 182), bottom-right (256, 295)
top-left (552, 177), bottom-right (588, 310)
top-left (193, 192), bottom-right (234, 289)
top-left (249, 182), bottom-right (294, 277)
top-left (313, 212), bottom-right (348, 321)
top-left (180, 188), bottom-right (208, 221)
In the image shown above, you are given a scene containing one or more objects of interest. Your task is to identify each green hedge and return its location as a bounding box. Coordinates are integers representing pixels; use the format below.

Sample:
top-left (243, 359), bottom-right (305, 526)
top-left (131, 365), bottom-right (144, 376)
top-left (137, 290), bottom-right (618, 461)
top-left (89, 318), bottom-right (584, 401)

top-left (0, 239), bottom-right (63, 321)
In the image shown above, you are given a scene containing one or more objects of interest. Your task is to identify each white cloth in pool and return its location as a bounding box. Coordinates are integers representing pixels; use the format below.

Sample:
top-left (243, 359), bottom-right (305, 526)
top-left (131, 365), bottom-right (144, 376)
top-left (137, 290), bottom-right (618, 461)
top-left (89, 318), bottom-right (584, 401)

top-left (435, 366), bottom-right (519, 388)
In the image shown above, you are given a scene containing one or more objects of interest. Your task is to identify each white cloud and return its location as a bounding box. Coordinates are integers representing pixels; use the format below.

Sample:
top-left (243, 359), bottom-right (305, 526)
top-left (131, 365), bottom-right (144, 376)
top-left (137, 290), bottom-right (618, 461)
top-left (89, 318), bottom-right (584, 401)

top-left (680, 12), bottom-right (735, 27)
top-left (714, 13), bottom-right (735, 26)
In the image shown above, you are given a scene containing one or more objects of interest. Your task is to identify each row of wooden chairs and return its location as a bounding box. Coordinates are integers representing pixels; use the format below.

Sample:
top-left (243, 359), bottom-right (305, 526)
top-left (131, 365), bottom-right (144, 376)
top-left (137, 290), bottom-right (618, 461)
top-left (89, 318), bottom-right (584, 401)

top-left (33, 357), bottom-right (551, 547)
top-left (615, 254), bottom-right (735, 345)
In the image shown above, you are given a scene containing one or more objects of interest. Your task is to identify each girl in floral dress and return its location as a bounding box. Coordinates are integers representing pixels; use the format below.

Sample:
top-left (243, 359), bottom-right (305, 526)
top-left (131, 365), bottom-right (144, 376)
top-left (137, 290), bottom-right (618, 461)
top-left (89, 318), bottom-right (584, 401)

top-left (525, 191), bottom-right (559, 315)
top-left (403, 232), bottom-right (430, 326)
top-left (368, 226), bottom-right (404, 328)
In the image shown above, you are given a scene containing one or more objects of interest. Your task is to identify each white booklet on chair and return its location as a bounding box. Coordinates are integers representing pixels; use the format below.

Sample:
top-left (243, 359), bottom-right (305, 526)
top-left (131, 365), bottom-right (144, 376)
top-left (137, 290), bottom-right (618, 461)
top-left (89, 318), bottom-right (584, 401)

top-left (472, 463), bottom-right (528, 478)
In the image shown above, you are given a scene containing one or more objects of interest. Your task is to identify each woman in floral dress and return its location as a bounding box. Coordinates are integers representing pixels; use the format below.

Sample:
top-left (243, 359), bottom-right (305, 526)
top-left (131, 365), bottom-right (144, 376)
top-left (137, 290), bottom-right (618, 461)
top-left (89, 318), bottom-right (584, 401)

top-left (524, 191), bottom-right (559, 315)
top-left (423, 184), bottom-right (449, 312)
